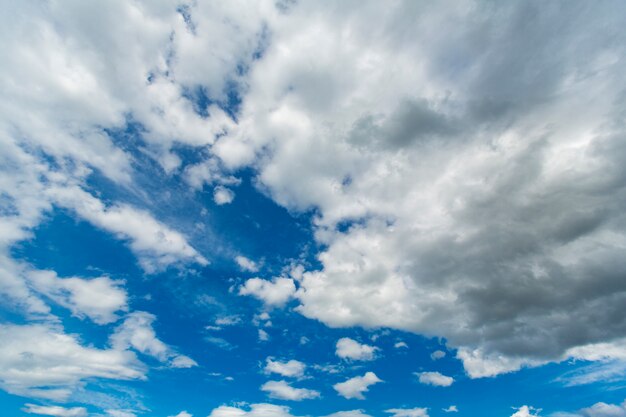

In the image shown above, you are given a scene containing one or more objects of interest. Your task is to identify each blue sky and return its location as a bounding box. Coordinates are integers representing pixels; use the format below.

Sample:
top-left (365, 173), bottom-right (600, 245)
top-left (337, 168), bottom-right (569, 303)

top-left (2, 1), bottom-right (626, 417)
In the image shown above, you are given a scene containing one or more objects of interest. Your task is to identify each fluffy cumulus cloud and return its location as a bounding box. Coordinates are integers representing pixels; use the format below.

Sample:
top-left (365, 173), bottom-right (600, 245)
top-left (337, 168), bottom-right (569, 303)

top-left (333, 372), bottom-right (382, 400)
top-left (28, 270), bottom-right (127, 325)
top-left (335, 338), bottom-right (378, 361)
top-left (201, 0), bottom-right (626, 378)
top-left (416, 372), bottom-right (454, 387)
top-left (23, 404), bottom-right (87, 417)
top-left (260, 380), bottom-right (320, 401)
top-left (551, 400), bottom-right (626, 417)
top-left (264, 358), bottom-right (306, 378)
top-left (239, 277), bottom-right (296, 307)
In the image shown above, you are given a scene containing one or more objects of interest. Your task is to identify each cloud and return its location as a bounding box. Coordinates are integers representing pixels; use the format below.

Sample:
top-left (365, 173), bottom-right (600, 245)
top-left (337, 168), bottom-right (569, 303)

top-left (110, 312), bottom-right (197, 368)
top-left (394, 342), bottom-right (408, 349)
top-left (260, 380), bottom-right (320, 401)
top-left (28, 270), bottom-right (127, 325)
top-left (170, 413), bottom-right (193, 417)
top-left (385, 408), bottom-right (429, 417)
top-left (443, 406), bottom-right (458, 413)
top-left (206, 0), bottom-right (626, 377)
top-left (430, 351), bottom-right (446, 360)
top-left (215, 315), bottom-right (242, 326)
top-left (214, 186), bottom-right (235, 205)
top-left (208, 403), bottom-right (296, 417)
top-left (325, 412), bottom-right (372, 417)
top-left (258, 329), bottom-right (270, 342)
top-left (106, 411), bottom-right (136, 417)
top-left (335, 338), bottom-right (378, 361)
top-left (236, 256), bottom-right (259, 273)
top-left (239, 277), bottom-right (296, 307)
top-left (510, 406), bottom-right (541, 417)
top-left (208, 404), bottom-right (369, 417)
top-left (550, 399), bottom-right (626, 417)
top-left (264, 358), bottom-right (306, 378)
top-left (416, 372), bottom-right (454, 387)
top-left (333, 372), bottom-right (382, 400)
top-left (49, 186), bottom-right (207, 273)
top-left (0, 323), bottom-right (145, 400)
top-left (23, 404), bottom-right (87, 417)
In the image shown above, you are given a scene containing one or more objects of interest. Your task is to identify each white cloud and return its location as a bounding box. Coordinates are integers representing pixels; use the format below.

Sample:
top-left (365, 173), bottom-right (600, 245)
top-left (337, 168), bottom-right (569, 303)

top-left (258, 329), bottom-right (270, 342)
top-left (511, 406), bottom-right (541, 417)
top-left (215, 315), bottom-right (242, 326)
top-left (209, 403), bottom-right (296, 417)
top-left (207, 404), bottom-right (368, 417)
top-left (385, 408), bottom-right (429, 417)
top-left (336, 338), bottom-right (378, 361)
top-left (110, 311), bottom-right (197, 368)
top-left (239, 277), bottom-right (296, 307)
top-left (260, 380), bottom-right (320, 401)
top-left (264, 358), bottom-right (306, 378)
top-left (550, 399), bottom-right (626, 417)
top-left (214, 186), bottom-right (235, 205)
top-left (236, 256), bottom-right (259, 273)
top-left (416, 372), bottom-right (454, 387)
top-left (49, 186), bottom-right (207, 273)
top-left (28, 270), bottom-right (127, 325)
top-left (0, 323), bottom-right (145, 400)
top-left (430, 351), bottom-right (446, 360)
top-left (170, 413), bottom-right (193, 417)
top-left (23, 404), bottom-right (87, 417)
top-left (325, 412), bottom-right (371, 417)
top-left (202, 0), bottom-right (626, 378)
top-left (394, 341), bottom-right (408, 349)
top-left (333, 372), bottom-right (382, 400)
top-left (106, 411), bottom-right (136, 417)
top-left (443, 406), bottom-right (458, 413)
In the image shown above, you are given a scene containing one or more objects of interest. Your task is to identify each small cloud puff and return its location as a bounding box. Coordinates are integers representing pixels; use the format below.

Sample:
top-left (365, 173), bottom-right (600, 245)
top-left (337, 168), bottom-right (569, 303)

top-left (336, 338), bottom-right (378, 361)
top-left (261, 380), bottom-right (320, 401)
top-left (333, 372), bottom-right (382, 400)
top-left (416, 372), bottom-right (454, 387)
top-left (265, 358), bottom-right (306, 378)
top-left (213, 186), bottom-right (235, 205)
top-left (385, 408), bottom-right (429, 417)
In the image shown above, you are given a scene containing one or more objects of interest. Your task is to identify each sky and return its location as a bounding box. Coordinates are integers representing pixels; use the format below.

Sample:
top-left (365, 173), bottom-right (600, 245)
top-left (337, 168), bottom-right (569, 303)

top-left (1, 1), bottom-right (626, 416)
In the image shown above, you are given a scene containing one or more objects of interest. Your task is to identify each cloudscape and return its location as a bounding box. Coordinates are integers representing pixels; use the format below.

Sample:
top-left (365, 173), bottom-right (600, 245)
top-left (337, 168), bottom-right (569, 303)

top-left (1, 1), bottom-right (626, 416)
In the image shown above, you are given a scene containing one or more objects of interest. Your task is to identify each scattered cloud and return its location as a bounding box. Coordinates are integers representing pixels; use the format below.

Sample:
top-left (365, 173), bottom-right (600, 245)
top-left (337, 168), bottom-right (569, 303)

top-left (333, 372), bottom-right (382, 400)
top-left (510, 406), bottom-right (542, 417)
top-left (430, 351), bottom-right (446, 360)
top-left (236, 256), bottom-right (259, 273)
top-left (28, 270), bottom-right (127, 325)
top-left (385, 408), bottom-right (429, 417)
top-left (336, 338), bottom-right (378, 361)
top-left (23, 404), bottom-right (87, 417)
top-left (265, 358), bottom-right (306, 378)
top-left (261, 380), bottom-right (320, 401)
top-left (443, 406), bottom-right (458, 413)
top-left (416, 372), bottom-right (454, 387)
top-left (240, 277), bottom-right (296, 307)
top-left (110, 312), bottom-right (197, 368)
top-left (213, 186), bottom-right (235, 205)
top-left (0, 323), bottom-right (145, 400)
